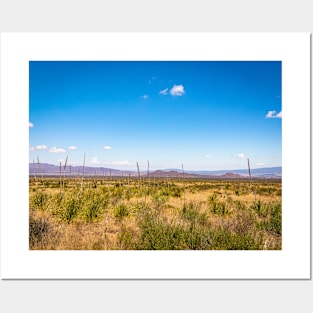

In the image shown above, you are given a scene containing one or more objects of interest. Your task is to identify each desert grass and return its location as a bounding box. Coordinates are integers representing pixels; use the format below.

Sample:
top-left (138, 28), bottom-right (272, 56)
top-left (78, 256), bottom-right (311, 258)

top-left (29, 173), bottom-right (282, 250)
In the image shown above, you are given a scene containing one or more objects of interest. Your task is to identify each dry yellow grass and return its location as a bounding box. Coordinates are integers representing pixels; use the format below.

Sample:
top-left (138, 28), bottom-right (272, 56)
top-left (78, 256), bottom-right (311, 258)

top-left (29, 177), bottom-right (282, 250)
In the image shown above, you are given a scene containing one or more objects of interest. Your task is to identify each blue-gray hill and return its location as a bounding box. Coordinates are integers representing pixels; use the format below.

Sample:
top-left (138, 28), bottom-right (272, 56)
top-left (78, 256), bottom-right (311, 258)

top-left (29, 163), bottom-right (281, 178)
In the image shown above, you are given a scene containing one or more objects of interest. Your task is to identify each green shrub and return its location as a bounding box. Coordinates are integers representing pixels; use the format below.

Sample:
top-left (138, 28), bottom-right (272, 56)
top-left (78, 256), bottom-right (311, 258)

top-left (208, 195), bottom-right (229, 215)
top-left (181, 202), bottom-right (207, 225)
top-left (252, 200), bottom-right (282, 236)
top-left (137, 210), bottom-right (210, 250)
top-left (138, 217), bottom-right (187, 250)
top-left (31, 192), bottom-right (48, 211)
top-left (78, 191), bottom-right (109, 222)
top-left (185, 223), bottom-right (210, 250)
top-left (118, 229), bottom-right (137, 249)
top-left (52, 196), bottom-right (81, 223)
top-left (258, 202), bottom-right (282, 236)
top-left (152, 193), bottom-right (169, 207)
top-left (113, 204), bottom-right (129, 219)
top-left (251, 199), bottom-right (267, 217)
top-left (208, 229), bottom-right (263, 250)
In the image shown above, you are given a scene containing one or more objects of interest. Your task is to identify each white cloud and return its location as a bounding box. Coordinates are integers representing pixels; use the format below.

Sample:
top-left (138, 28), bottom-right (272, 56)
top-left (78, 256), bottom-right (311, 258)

top-left (159, 88), bottom-right (168, 95)
top-left (170, 84), bottom-right (185, 96)
top-left (29, 122), bottom-right (34, 128)
top-left (29, 145), bottom-right (47, 151)
top-left (35, 145), bottom-right (48, 150)
top-left (142, 95), bottom-right (149, 99)
top-left (103, 145), bottom-right (112, 150)
top-left (49, 147), bottom-right (66, 153)
top-left (237, 153), bottom-right (245, 159)
top-left (91, 157), bottom-right (101, 165)
top-left (103, 160), bottom-right (131, 166)
top-left (68, 146), bottom-right (77, 150)
top-left (265, 110), bottom-right (282, 118)
top-left (112, 160), bottom-right (131, 165)
top-left (68, 161), bottom-right (81, 166)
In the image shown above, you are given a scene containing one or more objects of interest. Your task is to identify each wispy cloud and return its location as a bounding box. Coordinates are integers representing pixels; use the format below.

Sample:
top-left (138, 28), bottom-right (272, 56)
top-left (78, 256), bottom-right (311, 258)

top-left (35, 145), bottom-right (48, 150)
top-left (103, 145), bottom-right (112, 150)
top-left (68, 146), bottom-right (77, 150)
top-left (90, 156), bottom-right (101, 165)
top-left (159, 88), bottom-right (168, 95)
top-left (265, 110), bottom-right (282, 118)
top-left (112, 160), bottom-right (131, 165)
top-left (103, 160), bottom-right (131, 166)
top-left (29, 145), bottom-right (48, 151)
top-left (29, 122), bottom-right (34, 128)
top-left (68, 161), bottom-right (81, 166)
top-left (170, 84), bottom-right (185, 96)
top-left (49, 147), bottom-right (66, 153)
top-left (236, 153), bottom-right (245, 159)
top-left (148, 76), bottom-right (157, 84)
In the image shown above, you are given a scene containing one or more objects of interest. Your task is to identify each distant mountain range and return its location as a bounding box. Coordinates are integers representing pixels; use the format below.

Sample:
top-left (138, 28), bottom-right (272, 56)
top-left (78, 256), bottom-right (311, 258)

top-left (162, 167), bottom-right (282, 178)
top-left (29, 163), bottom-right (127, 176)
top-left (29, 163), bottom-right (282, 179)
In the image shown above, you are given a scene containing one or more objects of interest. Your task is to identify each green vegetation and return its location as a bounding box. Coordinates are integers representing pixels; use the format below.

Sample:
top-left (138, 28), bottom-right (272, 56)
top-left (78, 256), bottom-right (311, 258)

top-left (29, 176), bottom-right (282, 250)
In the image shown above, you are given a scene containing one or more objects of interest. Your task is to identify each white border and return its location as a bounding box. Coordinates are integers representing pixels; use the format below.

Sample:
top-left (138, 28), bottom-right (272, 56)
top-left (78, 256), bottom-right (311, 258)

top-left (0, 33), bottom-right (310, 279)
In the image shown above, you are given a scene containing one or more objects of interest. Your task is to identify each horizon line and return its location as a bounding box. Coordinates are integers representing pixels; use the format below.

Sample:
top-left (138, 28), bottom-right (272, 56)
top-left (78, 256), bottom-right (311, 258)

top-left (28, 162), bottom-right (282, 172)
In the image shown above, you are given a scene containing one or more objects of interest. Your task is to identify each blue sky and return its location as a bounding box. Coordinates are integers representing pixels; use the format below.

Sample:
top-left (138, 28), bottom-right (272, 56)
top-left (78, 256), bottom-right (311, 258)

top-left (29, 61), bottom-right (282, 171)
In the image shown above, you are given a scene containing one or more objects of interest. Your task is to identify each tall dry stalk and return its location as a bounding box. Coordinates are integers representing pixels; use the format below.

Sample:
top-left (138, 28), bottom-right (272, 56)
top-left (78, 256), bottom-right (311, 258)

top-left (58, 157), bottom-right (67, 194)
top-left (32, 158), bottom-right (37, 183)
top-left (128, 172), bottom-right (131, 199)
top-left (37, 156), bottom-right (44, 186)
top-left (182, 164), bottom-right (186, 206)
top-left (78, 152), bottom-right (86, 197)
top-left (147, 160), bottom-right (150, 196)
top-left (120, 171), bottom-right (123, 188)
top-left (137, 162), bottom-right (142, 194)
top-left (247, 158), bottom-right (252, 183)
top-left (59, 161), bottom-right (62, 193)
top-left (63, 155), bottom-right (68, 191)
top-left (247, 158), bottom-right (256, 200)
top-left (32, 158), bottom-right (38, 193)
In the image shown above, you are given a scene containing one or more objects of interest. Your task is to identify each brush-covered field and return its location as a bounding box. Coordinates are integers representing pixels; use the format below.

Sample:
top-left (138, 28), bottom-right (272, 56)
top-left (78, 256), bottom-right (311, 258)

top-left (29, 176), bottom-right (282, 250)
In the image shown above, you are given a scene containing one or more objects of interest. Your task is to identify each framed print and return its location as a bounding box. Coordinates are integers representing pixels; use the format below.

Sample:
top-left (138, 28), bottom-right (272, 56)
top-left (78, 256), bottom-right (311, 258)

top-left (0, 32), bottom-right (310, 279)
